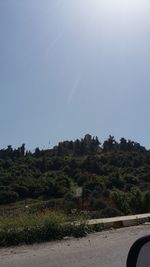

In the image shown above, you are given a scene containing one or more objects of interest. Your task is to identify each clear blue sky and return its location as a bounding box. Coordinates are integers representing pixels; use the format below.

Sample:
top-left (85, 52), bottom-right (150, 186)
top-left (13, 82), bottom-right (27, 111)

top-left (0, 0), bottom-right (150, 150)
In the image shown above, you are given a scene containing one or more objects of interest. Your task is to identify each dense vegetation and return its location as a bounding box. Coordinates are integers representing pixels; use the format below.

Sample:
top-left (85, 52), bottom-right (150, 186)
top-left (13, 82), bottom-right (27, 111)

top-left (0, 134), bottom-right (150, 217)
top-left (0, 211), bottom-right (91, 246)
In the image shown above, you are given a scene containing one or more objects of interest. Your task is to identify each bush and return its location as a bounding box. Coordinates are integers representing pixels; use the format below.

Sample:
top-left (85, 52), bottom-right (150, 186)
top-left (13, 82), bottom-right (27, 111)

top-left (0, 211), bottom-right (90, 246)
top-left (0, 211), bottom-right (66, 246)
top-left (91, 199), bottom-right (106, 211)
top-left (100, 207), bottom-right (122, 218)
top-left (143, 191), bottom-right (150, 212)
top-left (0, 191), bottom-right (19, 204)
top-left (12, 185), bottom-right (29, 198)
top-left (112, 190), bottom-right (131, 214)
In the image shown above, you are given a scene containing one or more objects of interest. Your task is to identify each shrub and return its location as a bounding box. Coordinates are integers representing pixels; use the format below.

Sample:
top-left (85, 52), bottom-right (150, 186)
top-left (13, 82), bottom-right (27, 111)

top-left (0, 211), bottom-right (89, 246)
top-left (91, 199), bottom-right (106, 211)
top-left (100, 207), bottom-right (122, 218)
top-left (0, 211), bottom-right (65, 244)
top-left (0, 191), bottom-right (19, 204)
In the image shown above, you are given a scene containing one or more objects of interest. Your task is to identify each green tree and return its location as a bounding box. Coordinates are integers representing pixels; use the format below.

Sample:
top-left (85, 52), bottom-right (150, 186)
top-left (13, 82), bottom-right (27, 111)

top-left (129, 188), bottom-right (143, 214)
top-left (143, 191), bottom-right (150, 213)
top-left (112, 190), bottom-right (131, 215)
top-left (0, 191), bottom-right (19, 204)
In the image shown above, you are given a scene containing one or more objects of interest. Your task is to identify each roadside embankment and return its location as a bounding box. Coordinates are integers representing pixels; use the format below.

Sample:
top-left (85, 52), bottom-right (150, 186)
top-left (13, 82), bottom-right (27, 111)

top-left (0, 213), bottom-right (150, 247)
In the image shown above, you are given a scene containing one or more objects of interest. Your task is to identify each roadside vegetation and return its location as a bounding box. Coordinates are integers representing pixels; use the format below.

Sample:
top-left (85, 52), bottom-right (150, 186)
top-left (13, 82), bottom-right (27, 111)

top-left (0, 210), bottom-right (90, 246)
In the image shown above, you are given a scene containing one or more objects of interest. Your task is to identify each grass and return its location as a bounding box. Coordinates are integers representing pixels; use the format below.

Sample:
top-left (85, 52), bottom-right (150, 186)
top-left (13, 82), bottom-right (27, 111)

top-left (0, 211), bottom-right (65, 246)
top-left (0, 210), bottom-right (89, 247)
top-left (0, 198), bottom-right (64, 217)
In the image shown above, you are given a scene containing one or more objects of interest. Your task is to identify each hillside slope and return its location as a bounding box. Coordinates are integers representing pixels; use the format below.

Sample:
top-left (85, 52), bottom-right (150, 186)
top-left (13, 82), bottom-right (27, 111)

top-left (0, 134), bottom-right (150, 216)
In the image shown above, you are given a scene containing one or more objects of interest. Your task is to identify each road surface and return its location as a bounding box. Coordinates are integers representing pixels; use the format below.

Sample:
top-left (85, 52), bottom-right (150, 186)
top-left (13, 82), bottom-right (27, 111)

top-left (0, 225), bottom-right (150, 267)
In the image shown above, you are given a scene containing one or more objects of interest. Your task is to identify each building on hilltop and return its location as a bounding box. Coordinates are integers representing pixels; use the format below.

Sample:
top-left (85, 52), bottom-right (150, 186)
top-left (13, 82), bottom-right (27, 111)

top-left (84, 134), bottom-right (92, 143)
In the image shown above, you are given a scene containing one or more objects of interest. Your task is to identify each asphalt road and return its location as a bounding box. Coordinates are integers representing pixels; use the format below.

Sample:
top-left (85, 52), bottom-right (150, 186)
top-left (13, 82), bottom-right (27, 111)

top-left (0, 225), bottom-right (150, 267)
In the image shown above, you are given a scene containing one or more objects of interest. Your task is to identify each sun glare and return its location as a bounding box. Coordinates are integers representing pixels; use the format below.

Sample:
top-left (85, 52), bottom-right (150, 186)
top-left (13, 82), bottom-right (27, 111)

top-left (72, 0), bottom-right (147, 34)
top-left (82, 0), bottom-right (145, 20)
top-left (108, 0), bottom-right (144, 16)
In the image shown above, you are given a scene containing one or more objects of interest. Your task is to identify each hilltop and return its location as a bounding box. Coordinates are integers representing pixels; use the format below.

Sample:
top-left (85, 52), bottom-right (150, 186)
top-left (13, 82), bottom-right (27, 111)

top-left (0, 134), bottom-right (150, 217)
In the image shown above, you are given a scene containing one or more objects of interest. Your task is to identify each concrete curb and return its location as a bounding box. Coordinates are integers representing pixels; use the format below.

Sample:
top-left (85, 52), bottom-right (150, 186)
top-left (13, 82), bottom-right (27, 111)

top-left (87, 213), bottom-right (150, 230)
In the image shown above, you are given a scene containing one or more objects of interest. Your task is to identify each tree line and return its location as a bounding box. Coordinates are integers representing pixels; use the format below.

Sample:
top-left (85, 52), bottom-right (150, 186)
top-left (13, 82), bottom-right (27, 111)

top-left (0, 134), bottom-right (150, 216)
